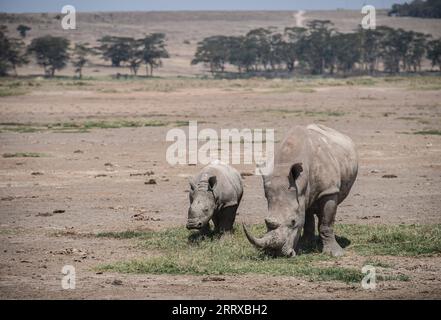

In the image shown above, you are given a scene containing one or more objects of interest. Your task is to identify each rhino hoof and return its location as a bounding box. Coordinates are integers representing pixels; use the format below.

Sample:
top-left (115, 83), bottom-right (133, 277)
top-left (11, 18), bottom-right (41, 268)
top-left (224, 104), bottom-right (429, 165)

top-left (323, 243), bottom-right (345, 257)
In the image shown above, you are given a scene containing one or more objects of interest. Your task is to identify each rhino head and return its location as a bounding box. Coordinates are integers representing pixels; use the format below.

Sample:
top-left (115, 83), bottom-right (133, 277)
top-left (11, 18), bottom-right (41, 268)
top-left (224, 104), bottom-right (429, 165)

top-left (186, 175), bottom-right (217, 230)
top-left (244, 163), bottom-right (305, 257)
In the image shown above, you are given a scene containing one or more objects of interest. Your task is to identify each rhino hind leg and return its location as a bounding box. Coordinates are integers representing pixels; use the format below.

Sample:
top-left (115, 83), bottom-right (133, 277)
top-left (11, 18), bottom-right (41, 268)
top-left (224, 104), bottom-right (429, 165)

top-left (213, 206), bottom-right (237, 234)
top-left (318, 194), bottom-right (344, 257)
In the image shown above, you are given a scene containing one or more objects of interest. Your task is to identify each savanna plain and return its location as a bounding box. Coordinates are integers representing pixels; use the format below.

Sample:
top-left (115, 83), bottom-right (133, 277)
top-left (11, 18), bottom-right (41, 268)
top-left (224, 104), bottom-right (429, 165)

top-left (0, 10), bottom-right (440, 299)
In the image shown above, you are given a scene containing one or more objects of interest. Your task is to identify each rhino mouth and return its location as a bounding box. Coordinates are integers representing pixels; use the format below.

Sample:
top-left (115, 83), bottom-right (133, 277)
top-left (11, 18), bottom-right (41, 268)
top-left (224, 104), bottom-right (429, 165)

top-left (186, 219), bottom-right (204, 230)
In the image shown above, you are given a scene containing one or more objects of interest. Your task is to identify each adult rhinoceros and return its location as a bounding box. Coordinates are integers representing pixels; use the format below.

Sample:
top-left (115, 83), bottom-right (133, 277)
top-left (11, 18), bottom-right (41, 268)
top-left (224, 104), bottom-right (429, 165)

top-left (244, 124), bottom-right (358, 257)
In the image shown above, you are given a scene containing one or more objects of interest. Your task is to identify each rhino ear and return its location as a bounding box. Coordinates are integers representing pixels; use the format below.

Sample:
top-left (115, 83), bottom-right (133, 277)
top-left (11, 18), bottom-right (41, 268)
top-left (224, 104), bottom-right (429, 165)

top-left (289, 163), bottom-right (303, 183)
top-left (288, 163), bottom-right (303, 197)
top-left (208, 176), bottom-right (217, 191)
top-left (188, 178), bottom-right (196, 191)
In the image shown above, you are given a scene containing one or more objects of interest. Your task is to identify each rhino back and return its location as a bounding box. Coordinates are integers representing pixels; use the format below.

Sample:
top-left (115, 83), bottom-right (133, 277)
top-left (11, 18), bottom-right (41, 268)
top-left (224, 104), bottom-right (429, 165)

top-left (272, 124), bottom-right (357, 207)
top-left (306, 124), bottom-right (358, 204)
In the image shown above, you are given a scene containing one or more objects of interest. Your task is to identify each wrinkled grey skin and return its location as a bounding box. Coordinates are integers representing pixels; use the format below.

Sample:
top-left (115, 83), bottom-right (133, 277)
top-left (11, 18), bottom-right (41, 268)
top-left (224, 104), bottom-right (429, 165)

top-left (244, 124), bottom-right (358, 257)
top-left (187, 161), bottom-right (243, 233)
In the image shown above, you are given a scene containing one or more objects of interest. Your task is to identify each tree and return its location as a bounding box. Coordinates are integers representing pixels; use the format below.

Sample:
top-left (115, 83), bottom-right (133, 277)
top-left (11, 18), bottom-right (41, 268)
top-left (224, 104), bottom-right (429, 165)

top-left (303, 20), bottom-right (335, 74)
top-left (332, 33), bottom-right (361, 74)
top-left (191, 22), bottom-right (437, 76)
top-left (358, 27), bottom-right (382, 74)
top-left (97, 36), bottom-right (131, 67)
top-left (125, 38), bottom-right (143, 75)
top-left (28, 36), bottom-right (70, 77)
top-left (378, 28), bottom-right (428, 73)
top-left (140, 33), bottom-right (169, 76)
top-left (268, 32), bottom-right (287, 71)
top-left (98, 35), bottom-right (169, 76)
top-left (378, 26), bottom-right (402, 73)
top-left (0, 26), bottom-right (28, 76)
top-left (405, 32), bottom-right (429, 72)
top-left (427, 39), bottom-right (441, 70)
top-left (245, 28), bottom-right (273, 70)
top-left (17, 24), bottom-right (31, 38)
top-left (389, 0), bottom-right (441, 18)
top-left (225, 36), bottom-right (247, 73)
top-left (192, 35), bottom-right (231, 74)
top-left (238, 35), bottom-right (260, 72)
top-left (72, 42), bottom-right (96, 79)
top-left (284, 27), bottom-right (308, 72)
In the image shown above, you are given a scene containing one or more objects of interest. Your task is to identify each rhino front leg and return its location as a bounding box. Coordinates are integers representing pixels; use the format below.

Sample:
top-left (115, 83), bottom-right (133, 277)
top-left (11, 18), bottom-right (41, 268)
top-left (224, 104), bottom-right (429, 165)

top-left (302, 209), bottom-right (316, 243)
top-left (318, 194), bottom-right (344, 257)
top-left (213, 206), bottom-right (237, 233)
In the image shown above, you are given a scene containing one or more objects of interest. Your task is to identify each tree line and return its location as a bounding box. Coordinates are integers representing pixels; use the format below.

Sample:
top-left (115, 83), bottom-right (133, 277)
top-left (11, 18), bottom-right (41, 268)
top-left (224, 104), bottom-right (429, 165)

top-left (0, 25), bottom-right (169, 78)
top-left (389, 0), bottom-right (441, 18)
top-left (191, 20), bottom-right (441, 76)
top-left (2, 21), bottom-right (441, 78)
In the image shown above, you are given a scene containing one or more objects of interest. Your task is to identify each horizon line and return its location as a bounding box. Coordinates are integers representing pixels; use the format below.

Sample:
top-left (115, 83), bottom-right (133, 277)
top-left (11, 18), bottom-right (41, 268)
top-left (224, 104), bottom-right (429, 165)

top-left (0, 8), bottom-right (392, 14)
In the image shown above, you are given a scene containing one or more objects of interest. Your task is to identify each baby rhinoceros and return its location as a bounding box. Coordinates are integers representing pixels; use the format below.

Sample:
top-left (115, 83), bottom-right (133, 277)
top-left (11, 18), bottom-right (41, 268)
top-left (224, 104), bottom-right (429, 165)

top-left (187, 161), bottom-right (243, 233)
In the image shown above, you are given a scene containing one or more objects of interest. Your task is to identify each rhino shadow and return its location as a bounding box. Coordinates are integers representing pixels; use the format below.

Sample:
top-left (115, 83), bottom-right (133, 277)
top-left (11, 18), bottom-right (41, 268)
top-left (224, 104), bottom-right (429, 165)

top-left (298, 235), bottom-right (351, 255)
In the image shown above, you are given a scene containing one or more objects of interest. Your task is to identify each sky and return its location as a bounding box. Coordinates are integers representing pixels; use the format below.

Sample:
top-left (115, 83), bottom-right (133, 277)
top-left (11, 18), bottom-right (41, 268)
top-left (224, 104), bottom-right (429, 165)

top-left (0, 0), bottom-right (410, 13)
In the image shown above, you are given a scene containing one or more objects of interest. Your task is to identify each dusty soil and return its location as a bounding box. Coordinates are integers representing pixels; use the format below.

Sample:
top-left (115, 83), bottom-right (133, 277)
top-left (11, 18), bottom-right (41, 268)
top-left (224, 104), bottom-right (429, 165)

top-left (0, 11), bottom-right (440, 300)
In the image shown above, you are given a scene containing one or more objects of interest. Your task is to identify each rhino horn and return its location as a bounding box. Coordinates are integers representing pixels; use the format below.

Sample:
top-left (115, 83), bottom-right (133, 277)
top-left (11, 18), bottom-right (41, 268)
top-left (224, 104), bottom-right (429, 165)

top-left (243, 224), bottom-right (273, 249)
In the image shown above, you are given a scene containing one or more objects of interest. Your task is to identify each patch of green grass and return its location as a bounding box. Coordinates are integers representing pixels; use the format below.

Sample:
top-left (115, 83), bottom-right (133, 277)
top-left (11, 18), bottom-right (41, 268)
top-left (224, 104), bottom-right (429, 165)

top-left (2, 152), bottom-right (46, 158)
top-left (88, 120), bottom-right (165, 128)
top-left (175, 120), bottom-right (208, 127)
top-left (58, 120), bottom-right (167, 129)
top-left (413, 130), bottom-right (441, 136)
top-left (97, 230), bottom-right (147, 239)
top-left (0, 126), bottom-right (41, 133)
top-left (296, 87), bottom-right (316, 93)
top-left (378, 274), bottom-right (410, 282)
top-left (97, 88), bottom-right (119, 93)
top-left (63, 81), bottom-right (92, 86)
top-left (96, 224), bottom-right (438, 282)
top-left (409, 84), bottom-right (441, 91)
top-left (0, 88), bottom-right (27, 97)
top-left (363, 259), bottom-right (393, 268)
top-left (0, 119), bottom-right (168, 133)
top-left (337, 224), bottom-right (441, 256)
top-left (97, 225), bottom-right (363, 282)
top-left (101, 257), bottom-right (362, 283)
top-left (175, 120), bottom-right (190, 127)
top-left (345, 78), bottom-right (377, 86)
top-left (396, 116), bottom-right (420, 121)
top-left (261, 109), bottom-right (345, 117)
top-left (265, 108), bottom-right (303, 115)
top-left (305, 111), bottom-right (345, 117)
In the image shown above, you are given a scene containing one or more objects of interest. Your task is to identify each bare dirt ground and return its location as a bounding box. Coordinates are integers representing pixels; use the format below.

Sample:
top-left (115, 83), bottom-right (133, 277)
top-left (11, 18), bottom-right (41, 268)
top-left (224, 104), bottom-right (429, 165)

top-left (0, 11), bottom-right (440, 299)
